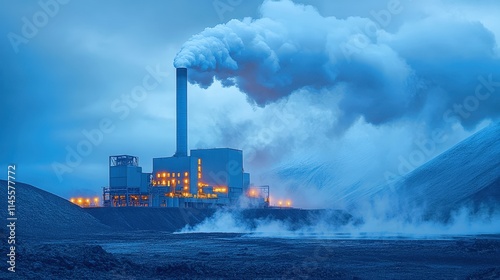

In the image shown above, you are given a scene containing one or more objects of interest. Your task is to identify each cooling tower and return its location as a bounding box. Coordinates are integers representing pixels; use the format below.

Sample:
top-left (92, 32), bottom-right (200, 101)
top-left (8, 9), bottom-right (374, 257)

top-left (175, 67), bottom-right (188, 157)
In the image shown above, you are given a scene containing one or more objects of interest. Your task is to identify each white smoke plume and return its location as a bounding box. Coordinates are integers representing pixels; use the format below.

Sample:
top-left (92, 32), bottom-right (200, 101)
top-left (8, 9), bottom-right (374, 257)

top-left (174, 0), bottom-right (500, 130)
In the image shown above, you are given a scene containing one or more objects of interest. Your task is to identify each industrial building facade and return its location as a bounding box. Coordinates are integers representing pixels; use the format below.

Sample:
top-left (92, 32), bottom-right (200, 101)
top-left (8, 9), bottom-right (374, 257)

top-left (103, 149), bottom-right (251, 208)
top-left (102, 67), bottom-right (267, 208)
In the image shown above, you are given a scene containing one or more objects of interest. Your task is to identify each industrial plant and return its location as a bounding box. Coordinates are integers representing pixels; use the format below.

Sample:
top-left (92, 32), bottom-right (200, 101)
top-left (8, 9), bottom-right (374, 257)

top-left (99, 68), bottom-right (270, 208)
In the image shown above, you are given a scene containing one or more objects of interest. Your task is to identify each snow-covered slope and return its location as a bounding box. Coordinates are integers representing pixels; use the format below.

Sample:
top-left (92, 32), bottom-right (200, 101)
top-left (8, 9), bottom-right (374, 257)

top-left (0, 180), bottom-right (108, 239)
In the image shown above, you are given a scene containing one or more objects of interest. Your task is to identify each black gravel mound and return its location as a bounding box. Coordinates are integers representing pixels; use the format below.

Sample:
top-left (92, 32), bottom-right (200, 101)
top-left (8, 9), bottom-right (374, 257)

top-left (0, 180), bottom-right (109, 240)
top-left (375, 122), bottom-right (500, 221)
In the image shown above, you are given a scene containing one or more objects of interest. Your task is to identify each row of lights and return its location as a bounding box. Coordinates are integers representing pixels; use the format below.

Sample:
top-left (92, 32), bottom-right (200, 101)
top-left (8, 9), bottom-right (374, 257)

top-left (156, 171), bottom-right (189, 178)
top-left (276, 200), bottom-right (292, 208)
top-left (247, 191), bottom-right (292, 207)
top-left (212, 186), bottom-right (227, 193)
top-left (69, 197), bottom-right (100, 207)
top-left (268, 196), bottom-right (292, 208)
top-left (152, 178), bottom-right (189, 186)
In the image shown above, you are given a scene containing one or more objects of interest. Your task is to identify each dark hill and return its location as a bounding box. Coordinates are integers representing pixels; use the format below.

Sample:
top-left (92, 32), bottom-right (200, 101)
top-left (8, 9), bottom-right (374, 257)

top-left (384, 122), bottom-right (500, 221)
top-left (0, 180), bottom-right (108, 240)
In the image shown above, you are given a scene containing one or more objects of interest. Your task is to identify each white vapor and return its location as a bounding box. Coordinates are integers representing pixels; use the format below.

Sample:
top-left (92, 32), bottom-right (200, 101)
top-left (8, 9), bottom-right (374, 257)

top-left (179, 207), bottom-right (500, 239)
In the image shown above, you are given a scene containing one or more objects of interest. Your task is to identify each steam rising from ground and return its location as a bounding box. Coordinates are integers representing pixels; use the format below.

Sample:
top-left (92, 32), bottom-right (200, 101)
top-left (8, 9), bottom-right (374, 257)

top-left (179, 207), bottom-right (500, 239)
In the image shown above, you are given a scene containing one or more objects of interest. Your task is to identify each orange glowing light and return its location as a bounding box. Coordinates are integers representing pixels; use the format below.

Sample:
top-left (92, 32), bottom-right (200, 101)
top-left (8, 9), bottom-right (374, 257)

top-left (78, 198), bottom-right (82, 204)
top-left (286, 200), bottom-right (291, 207)
top-left (213, 187), bottom-right (227, 193)
top-left (70, 198), bottom-right (75, 203)
top-left (248, 189), bottom-right (259, 197)
top-left (278, 201), bottom-right (283, 206)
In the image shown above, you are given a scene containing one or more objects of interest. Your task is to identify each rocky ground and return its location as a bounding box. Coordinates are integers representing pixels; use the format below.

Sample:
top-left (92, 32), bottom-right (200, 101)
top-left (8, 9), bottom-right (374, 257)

top-left (1, 233), bottom-right (499, 279)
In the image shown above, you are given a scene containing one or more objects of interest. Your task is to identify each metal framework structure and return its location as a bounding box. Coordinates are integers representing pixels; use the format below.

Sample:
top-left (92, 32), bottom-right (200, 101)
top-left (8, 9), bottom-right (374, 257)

top-left (110, 155), bottom-right (139, 167)
top-left (247, 185), bottom-right (270, 207)
top-left (256, 185), bottom-right (270, 206)
top-left (102, 187), bottom-right (149, 207)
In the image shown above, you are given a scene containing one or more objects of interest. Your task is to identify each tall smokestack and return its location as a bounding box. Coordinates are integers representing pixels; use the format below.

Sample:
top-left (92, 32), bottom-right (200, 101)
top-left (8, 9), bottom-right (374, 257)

top-left (175, 67), bottom-right (188, 157)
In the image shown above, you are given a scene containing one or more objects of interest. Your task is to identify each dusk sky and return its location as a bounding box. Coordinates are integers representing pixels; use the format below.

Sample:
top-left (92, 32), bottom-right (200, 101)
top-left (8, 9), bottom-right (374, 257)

top-left (1, 0), bottom-right (499, 207)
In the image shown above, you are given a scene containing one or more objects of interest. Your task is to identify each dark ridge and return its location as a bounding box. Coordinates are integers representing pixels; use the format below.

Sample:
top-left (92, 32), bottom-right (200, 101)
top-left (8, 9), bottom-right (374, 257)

top-left (83, 207), bottom-right (353, 232)
top-left (84, 207), bottom-right (217, 231)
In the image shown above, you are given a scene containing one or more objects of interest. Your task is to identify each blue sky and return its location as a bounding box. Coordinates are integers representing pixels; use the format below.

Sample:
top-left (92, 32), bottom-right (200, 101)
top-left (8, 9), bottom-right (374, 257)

top-left (1, 0), bottom-right (499, 207)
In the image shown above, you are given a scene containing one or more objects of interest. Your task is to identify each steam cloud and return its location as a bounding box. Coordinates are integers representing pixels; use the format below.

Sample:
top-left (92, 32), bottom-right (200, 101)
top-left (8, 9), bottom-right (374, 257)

top-left (174, 0), bottom-right (500, 130)
top-left (179, 207), bottom-right (500, 238)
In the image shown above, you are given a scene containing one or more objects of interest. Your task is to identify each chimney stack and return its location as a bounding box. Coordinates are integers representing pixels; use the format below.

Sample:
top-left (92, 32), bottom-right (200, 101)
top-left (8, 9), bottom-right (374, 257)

top-left (174, 67), bottom-right (188, 157)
